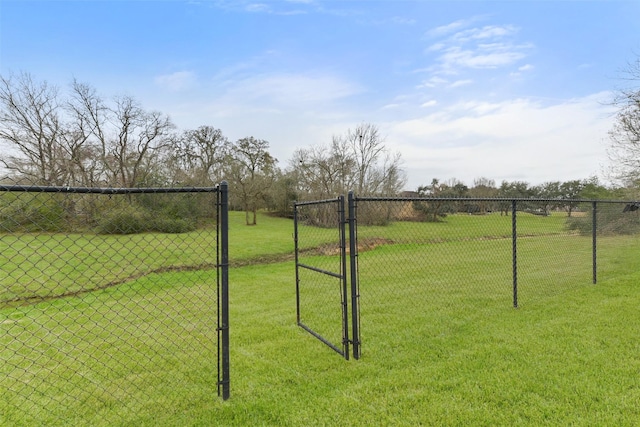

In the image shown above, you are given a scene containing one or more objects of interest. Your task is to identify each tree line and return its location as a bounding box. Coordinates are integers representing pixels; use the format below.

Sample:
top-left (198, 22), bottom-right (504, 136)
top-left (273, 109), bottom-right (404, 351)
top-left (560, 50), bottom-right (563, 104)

top-left (1, 56), bottom-right (639, 230)
top-left (0, 72), bottom-right (406, 226)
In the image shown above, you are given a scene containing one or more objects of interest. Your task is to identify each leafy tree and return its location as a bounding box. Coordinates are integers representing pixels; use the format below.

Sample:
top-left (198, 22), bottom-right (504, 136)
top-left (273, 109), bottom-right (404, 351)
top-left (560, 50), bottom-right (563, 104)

top-left (266, 170), bottom-right (298, 218)
top-left (534, 181), bottom-right (561, 216)
top-left (497, 181), bottom-right (533, 215)
top-left (413, 179), bottom-right (448, 222)
top-left (559, 180), bottom-right (584, 216)
top-left (225, 137), bottom-right (278, 225)
top-left (468, 177), bottom-right (498, 214)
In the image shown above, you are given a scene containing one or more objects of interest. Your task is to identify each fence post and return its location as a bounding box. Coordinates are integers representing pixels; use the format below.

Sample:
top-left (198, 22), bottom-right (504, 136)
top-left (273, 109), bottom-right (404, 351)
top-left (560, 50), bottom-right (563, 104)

top-left (592, 201), bottom-right (597, 284)
top-left (348, 191), bottom-right (360, 360)
top-left (219, 181), bottom-right (230, 400)
top-left (338, 195), bottom-right (350, 360)
top-left (512, 200), bottom-right (518, 308)
top-left (294, 202), bottom-right (301, 326)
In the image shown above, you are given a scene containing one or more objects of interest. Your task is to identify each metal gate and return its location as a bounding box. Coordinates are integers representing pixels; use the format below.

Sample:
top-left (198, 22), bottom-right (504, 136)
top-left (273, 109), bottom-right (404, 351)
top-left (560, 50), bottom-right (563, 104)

top-left (294, 197), bottom-right (350, 358)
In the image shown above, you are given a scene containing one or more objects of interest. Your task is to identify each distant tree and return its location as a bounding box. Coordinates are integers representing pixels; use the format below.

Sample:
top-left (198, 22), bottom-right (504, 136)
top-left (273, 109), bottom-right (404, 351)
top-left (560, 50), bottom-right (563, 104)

top-left (0, 72), bottom-right (67, 185)
top-left (266, 170), bottom-right (298, 218)
top-left (498, 181), bottom-right (532, 215)
top-left (171, 125), bottom-right (228, 186)
top-left (413, 178), bottom-right (447, 222)
top-left (291, 122), bottom-right (405, 200)
top-left (292, 139), bottom-right (355, 200)
top-left (608, 54), bottom-right (640, 184)
top-left (226, 137), bottom-right (278, 225)
top-left (65, 80), bottom-right (107, 186)
top-left (68, 80), bottom-right (174, 187)
top-left (469, 177), bottom-right (497, 213)
top-left (534, 181), bottom-right (561, 216)
top-left (559, 180), bottom-right (584, 217)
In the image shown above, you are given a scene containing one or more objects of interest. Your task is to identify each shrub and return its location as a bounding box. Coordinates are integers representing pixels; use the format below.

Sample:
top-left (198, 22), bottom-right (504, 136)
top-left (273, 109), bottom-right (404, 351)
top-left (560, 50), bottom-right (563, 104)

top-left (565, 206), bottom-right (640, 236)
top-left (96, 205), bottom-right (197, 234)
top-left (0, 194), bottom-right (66, 232)
top-left (96, 206), bottom-right (147, 234)
top-left (150, 217), bottom-right (196, 234)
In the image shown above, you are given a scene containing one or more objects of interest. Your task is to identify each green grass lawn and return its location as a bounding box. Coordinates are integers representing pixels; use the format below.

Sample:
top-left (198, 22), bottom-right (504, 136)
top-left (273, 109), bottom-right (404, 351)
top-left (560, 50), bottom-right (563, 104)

top-left (2, 211), bottom-right (640, 425)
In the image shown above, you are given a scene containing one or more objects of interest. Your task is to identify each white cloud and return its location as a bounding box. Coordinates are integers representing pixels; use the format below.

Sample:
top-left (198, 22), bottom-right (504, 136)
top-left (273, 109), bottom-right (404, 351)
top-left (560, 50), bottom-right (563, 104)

top-left (449, 79), bottom-right (473, 88)
top-left (384, 92), bottom-right (615, 188)
top-left (245, 3), bottom-right (270, 13)
top-left (427, 17), bottom-right (482, 38)
top-left (421, 100), bottom-right (438, 108)
top-left (451, 25), bottom-right (517, 43)
top-left (419, 76), bottom-right (448, 88)
top-left (219, 73), bottom-right (362, 106)
top-left (424, 19), bottom-right (532, 80)
top-left (438, 42), bottom-right (530, 71)
top-left (154, 71), bottom-right (196, 92)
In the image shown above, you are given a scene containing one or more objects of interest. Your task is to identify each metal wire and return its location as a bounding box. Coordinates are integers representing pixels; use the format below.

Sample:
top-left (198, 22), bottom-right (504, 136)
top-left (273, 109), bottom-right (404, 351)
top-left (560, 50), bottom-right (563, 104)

top-left (1, 180), bottom-right (228, 424)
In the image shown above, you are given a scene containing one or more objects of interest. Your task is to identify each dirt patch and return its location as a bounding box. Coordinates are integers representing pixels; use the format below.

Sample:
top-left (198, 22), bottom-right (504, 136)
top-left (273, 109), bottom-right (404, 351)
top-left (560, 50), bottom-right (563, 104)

top-left (356, 237), bottom-right (395, 252)
top-left (300, 237), bottom-right (395, 256)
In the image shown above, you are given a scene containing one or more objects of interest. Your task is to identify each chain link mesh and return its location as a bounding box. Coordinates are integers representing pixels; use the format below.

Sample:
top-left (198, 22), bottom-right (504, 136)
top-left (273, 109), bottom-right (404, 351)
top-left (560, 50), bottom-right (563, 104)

top-left (294, 199), bottom-right (348, 357)
top-left (0, 182), bottom-right (223, 425)
top-left (350, 197), bottom-right (640, 358)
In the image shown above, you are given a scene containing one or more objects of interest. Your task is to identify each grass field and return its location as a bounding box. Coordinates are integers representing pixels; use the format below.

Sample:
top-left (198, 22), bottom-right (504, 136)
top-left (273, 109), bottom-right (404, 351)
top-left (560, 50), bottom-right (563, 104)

top-left (2, 211), bottom-right (640, 425)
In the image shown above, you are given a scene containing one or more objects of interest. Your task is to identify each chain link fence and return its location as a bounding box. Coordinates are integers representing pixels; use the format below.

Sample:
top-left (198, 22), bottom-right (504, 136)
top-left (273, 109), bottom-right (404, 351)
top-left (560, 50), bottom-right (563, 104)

top-left (294, 197), bottom-right (350, 358)
top-left (1, 181), bottom-right (229, 425)
top-left (294, 195), bottom-right (640, 360)
top-left (349, 196), bottom-right (640, 358)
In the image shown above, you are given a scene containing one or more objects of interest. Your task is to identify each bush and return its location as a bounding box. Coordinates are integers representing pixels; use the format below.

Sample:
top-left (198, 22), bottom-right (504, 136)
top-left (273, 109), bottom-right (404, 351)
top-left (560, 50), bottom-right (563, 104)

top-left (96, 206), bottom-right (147, 234)
top-left (565, 206), bottom-right (640, 236)
top-left (0, 194), bottom-right (66, 232)
top-left (150, 217), bottom-right (196, 234)
top-left (96, 205), bottom-right (196, 234)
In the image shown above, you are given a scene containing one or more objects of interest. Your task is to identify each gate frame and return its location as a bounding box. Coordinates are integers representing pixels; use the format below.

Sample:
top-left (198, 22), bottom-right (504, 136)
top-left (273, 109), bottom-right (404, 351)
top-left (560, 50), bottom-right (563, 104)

top-left (294, 196), bottom-right (350, 359)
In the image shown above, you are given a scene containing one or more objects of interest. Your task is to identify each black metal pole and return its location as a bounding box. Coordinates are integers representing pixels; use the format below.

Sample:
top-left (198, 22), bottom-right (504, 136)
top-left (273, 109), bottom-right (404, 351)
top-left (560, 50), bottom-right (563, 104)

top-left (348, 191), bottom-right (360, 360)
top-left (219, 181), bottom-right (230, 400)
top-left (512, 200), bottom-right (518, 308)
top-left (294, 203), bottom-right (301, 326)
top-left (338, 195), bottom-right (350, 360)
top-left (592, 201), bottom-right (597, 284)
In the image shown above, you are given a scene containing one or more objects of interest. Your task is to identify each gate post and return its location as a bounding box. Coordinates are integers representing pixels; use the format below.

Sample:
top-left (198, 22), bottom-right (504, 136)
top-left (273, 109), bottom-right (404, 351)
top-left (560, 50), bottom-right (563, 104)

top-left (592, 201), bottom-right (597, 284)
top-left (339, 195), bottom-right (350, 360)
top-left (219, 181), bottom-right (230, 400)
top-left (348, 191), bottom-right (361, 360)
top-left (512, 199), bottom-right (518, 308)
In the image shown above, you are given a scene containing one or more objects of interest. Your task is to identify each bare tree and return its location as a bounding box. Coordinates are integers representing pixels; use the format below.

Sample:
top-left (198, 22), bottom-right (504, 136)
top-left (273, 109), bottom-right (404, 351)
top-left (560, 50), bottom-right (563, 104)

top-left (104, 96), bottom-right (173, 187)
top-left (67, 80), bottom-right (174, 188)
top-left (65, 79), bottom-right (109, 186)
top-left (343, 122), bottom-right (386, 194)
top-left (608, 55), bottom-right (640, 184)
top-left (291, 122), bottom-right (405, 199)
top-left (292, 139), bottom-right (356, 200)
top-left (0, 72), bottom-right (67, 185)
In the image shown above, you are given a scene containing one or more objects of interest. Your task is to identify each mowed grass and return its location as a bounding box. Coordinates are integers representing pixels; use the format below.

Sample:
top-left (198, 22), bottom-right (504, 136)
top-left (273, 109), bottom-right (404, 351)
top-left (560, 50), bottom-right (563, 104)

top-left (2, 211), bottom-right (640, 425)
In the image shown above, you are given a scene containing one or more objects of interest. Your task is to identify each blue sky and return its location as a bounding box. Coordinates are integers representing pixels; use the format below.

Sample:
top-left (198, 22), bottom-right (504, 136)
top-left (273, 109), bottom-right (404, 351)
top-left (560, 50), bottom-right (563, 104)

top-left (1, 0), bottom-right (639, 190)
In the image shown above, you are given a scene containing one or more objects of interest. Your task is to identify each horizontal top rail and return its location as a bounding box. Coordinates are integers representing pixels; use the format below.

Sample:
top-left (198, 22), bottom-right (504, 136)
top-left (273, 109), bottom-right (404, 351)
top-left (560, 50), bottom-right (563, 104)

top-left (294, 197), bottom-right (342, 207)
top-left (0, 185), bottom-right (220, 194)
top-left (351, 195), bottom-right (638, 204)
